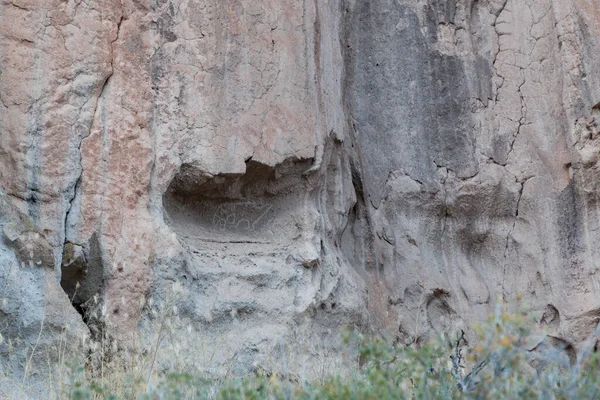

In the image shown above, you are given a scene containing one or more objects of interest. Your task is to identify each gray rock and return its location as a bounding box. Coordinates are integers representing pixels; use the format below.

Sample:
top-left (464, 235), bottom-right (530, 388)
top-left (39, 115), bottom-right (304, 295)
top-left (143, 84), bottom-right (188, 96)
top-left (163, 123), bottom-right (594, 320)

top-left (1, 0), bottom-right (600, 394)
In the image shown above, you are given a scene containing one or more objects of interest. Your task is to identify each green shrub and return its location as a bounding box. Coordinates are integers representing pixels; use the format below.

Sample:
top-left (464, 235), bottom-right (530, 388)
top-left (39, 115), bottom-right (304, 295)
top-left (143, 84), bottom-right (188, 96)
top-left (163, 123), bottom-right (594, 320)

top-left (62, 304), bottom-right (600, 399)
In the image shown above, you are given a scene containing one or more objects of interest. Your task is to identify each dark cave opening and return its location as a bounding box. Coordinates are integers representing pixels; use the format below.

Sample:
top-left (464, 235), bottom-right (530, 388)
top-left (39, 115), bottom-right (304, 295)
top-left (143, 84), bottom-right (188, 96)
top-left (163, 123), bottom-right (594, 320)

top-left (60, 234), bottom-right (105, 332)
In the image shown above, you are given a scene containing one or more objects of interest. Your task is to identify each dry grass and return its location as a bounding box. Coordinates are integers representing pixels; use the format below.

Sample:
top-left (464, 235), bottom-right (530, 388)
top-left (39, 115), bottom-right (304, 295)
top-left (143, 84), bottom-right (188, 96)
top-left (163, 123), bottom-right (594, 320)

top-left (1, 280), bottom-right (351, 399)
top-left (4, 293), bottom-right (600, 399)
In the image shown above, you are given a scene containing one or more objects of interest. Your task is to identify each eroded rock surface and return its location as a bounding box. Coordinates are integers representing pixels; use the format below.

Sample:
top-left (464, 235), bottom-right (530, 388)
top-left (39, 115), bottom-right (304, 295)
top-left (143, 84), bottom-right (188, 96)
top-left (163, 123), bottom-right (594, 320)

top-left (1, 0), bottom-right (600, 395)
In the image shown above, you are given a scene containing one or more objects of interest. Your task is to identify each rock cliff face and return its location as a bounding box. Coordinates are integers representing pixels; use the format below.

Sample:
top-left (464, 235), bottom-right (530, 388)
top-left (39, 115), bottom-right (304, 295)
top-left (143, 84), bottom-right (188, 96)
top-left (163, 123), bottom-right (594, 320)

top-left (1, 0), bottom-right (600, 394)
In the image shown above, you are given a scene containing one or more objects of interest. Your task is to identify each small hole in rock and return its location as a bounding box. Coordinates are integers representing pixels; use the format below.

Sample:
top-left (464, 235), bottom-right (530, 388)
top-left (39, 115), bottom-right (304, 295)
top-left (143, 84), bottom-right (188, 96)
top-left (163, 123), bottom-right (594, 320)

top-left (60, 234), bottom-right (105, 330)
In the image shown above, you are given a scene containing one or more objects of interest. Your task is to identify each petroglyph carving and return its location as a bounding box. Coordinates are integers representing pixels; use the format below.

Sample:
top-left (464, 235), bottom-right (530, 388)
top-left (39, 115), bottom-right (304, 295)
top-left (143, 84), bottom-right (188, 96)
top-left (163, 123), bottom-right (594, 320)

top-left (213, 201), bottom-right (272, 232)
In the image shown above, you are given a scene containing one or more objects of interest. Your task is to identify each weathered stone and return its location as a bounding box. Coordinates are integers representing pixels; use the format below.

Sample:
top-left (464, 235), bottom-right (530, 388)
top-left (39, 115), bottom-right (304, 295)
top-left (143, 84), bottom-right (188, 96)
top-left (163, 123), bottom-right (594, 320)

top-left (1, 0), bottom-right (600, 394)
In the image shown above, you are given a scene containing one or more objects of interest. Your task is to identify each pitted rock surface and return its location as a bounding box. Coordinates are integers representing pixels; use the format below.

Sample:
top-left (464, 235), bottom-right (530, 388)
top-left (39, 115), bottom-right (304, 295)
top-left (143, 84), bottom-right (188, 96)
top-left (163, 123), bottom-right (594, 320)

top-left (1, 0), bottom-right (600, 395)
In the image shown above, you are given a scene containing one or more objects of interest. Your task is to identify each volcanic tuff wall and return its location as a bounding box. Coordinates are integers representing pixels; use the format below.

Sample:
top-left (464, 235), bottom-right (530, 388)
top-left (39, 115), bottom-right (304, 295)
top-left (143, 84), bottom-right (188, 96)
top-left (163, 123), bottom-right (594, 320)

top-left (1, 0), bottom-right (600, 393)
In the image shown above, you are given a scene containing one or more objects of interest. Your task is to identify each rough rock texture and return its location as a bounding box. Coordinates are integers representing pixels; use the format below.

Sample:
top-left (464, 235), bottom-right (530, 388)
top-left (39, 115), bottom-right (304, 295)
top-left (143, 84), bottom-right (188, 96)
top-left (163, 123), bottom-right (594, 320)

top-left (1, 0), bottom-right (600, 395)
top-left (345, 0), bottom-right (600, 347)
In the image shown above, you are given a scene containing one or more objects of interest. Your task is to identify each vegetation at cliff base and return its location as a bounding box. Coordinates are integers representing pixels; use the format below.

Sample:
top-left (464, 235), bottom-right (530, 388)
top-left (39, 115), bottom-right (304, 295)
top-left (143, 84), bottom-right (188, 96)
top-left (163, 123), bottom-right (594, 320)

top-left (64, 305), bottom-right (600, 400)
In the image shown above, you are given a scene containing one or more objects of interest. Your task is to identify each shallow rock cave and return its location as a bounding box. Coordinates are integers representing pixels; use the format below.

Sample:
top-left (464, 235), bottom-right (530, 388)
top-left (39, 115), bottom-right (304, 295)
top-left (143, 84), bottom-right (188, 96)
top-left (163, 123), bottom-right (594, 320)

top-left (163, 158), bottom-right (313, 245)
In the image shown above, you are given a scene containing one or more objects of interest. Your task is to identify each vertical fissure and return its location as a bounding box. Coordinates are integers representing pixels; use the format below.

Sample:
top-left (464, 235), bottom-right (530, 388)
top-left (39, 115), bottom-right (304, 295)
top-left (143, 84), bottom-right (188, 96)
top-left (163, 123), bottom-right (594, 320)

top-left (60, 7), bottom-right (123, 322)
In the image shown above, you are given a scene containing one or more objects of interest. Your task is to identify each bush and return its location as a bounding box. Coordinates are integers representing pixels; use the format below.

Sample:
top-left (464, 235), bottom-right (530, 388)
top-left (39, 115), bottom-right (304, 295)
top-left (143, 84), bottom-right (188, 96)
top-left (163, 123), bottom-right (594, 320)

top-left (62, 302), bottom-right (600, 399)
top-left (218, 305), bottom-right (600, 400)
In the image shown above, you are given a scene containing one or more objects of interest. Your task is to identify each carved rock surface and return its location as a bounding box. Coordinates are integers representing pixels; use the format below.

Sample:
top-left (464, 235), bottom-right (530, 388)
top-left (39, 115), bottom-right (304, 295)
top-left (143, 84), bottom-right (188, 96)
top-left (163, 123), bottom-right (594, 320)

top-left (1, 0), bottom-right (600, 395)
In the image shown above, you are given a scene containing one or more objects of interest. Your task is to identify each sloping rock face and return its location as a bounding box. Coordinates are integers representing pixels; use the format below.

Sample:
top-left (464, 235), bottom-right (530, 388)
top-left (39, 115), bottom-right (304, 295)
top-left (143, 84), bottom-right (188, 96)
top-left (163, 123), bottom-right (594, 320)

top-left (345, 0), bottom-right (600, 346)
top-left (1, 0), bottom-right (600, 394)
